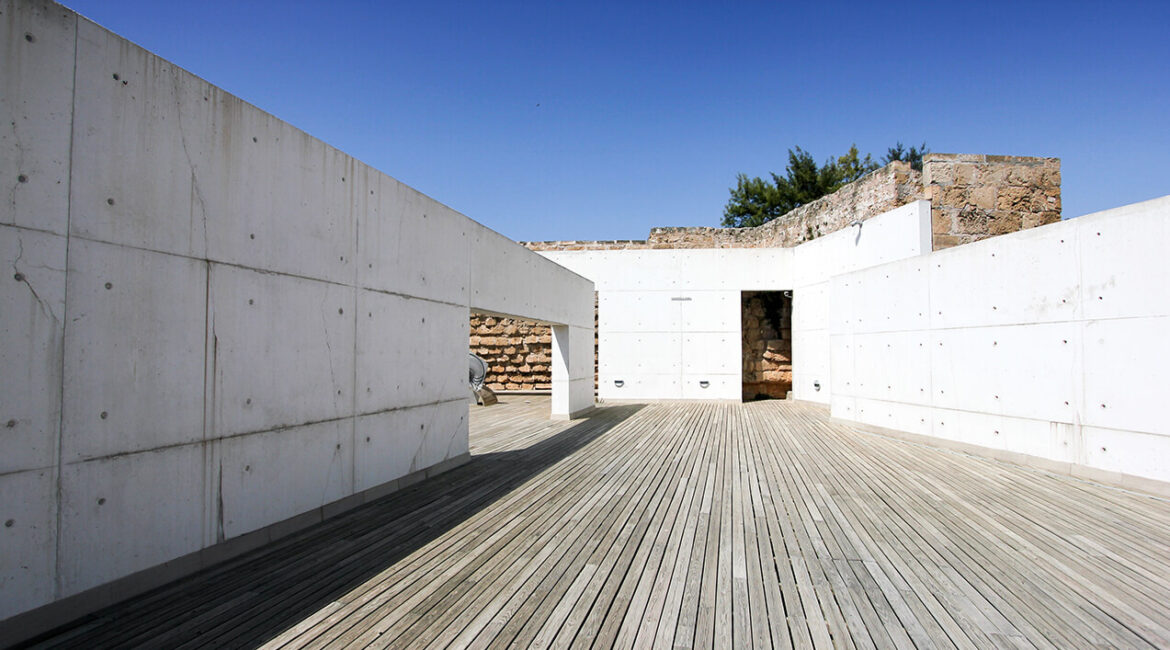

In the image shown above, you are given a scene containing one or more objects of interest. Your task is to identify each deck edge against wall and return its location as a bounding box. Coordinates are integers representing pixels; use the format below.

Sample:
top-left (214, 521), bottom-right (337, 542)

top-left (832, 417), bottom-right (1170, 501)
top-left (0, 452), bottom-right (471, 648)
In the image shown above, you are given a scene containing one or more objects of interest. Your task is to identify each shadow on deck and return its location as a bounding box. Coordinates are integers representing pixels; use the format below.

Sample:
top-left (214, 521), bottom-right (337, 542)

top-left (19, 400), bottom-right (644, 649)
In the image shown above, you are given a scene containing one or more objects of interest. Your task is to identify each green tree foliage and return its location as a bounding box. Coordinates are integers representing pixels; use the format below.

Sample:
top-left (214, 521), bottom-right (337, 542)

top-left (722, 142), bottom-right (927, 227)
top-left (881, 141), bottom-right (929, 171)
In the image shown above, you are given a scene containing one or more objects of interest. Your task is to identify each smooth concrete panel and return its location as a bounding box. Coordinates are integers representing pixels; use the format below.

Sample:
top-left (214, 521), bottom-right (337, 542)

top-left (359, 175), bottom-right (468, 305)
top-left (600, 291), bottom-right (680, 333)
top-left (0, 0), bottom-right (75, 236)
top-left (797, 282), bottom-right (830, 334)
top-left (470, 225), bottom-right (534, 321)
top-left (1078, 196), bottom-right (1170, 321)
top-left (679, 291), bottom-right (737, 332)
top-left (472, 223), bottom-right (593, 328)
top-left (600, 331), bottom-right (681, 374)
top-left (672, 249), bottom-right (792, 291)
top-left (830, 395), bottom-right (857, 422)
top-left (792, 328), bottom-right (829, 403)
top-left (929, 323), bottom-right (1079, 423)
top-left (710, 249), bottom-right (794, 291)
top-left (354, 400), bottom-right (469, 492)
top-left (551, 377), bottom-right (595, 416)
top-left (843, 261), bottom-right (931, 335)
top-left (210, 264), bottom-right (354, 437)
top-left (542, 248), bottom-right (794, 293)
top-left (69, 19), bottom-right (211, 258)
top-left (0, 226), bottom-right (66, 473)
top-left (793, 201), bottom-right (930, 288)
top-left (203, 114), bottom-right (358, 286)
top-left (600, 373), bottom-right (681, 400)
top-left (929, 223), bottom-right (1080, 330)
top-left (930, 408), bottom-right (1057, 459)
top-left (0, 467), bottom-right (56, 620)
top-left (58, 443), bottom-right (205, 597)
top-left (851, 398), bottom-right (932, 437)
top-left (792, 282), bottom-right (830, 404)
top-left (356, 290), bottom-right (467, 413)
top-left (541, 250), bottom-right (680, 292)
top-left (1081, 317), bottom-right (1169, 435)
top-left (560, 325), bottom-right (595, 379)
top-left (680, 374), bottom-right (738, 400)
top-left (551, 325), bottom-right (594, 415)
top-left (62, 239), bottom-right (206, 462)
top-left (850, 331), bottom-right (932, 405)
top-left (1082, 426), bottom-right (1170, 483)
top-left (829, 334), bottom-right (854, 397)
top-left (219, 419), bottom-right (351, 540)
top-left (682, 333), bottom-right (739, 375)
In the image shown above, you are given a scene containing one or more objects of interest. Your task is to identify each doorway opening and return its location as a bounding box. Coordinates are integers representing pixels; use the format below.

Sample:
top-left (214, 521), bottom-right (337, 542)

top-left (741, 291), bottom-right (792, 401)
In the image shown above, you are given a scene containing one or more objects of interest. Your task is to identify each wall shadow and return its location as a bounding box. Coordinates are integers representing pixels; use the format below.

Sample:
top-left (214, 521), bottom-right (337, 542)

top-left (18, 403), bottom-right (645, 649)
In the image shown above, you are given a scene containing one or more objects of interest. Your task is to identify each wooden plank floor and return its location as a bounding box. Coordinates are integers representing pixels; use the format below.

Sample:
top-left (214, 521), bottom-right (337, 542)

top-left (24, 397), bottom-right (1170, 649)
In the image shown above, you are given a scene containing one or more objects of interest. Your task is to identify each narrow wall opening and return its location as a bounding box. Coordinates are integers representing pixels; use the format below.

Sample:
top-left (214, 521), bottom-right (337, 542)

top-left (469, 313), bottom-right (553, 393)
top-left (741, 291), bottom-right (792, 401)
top-left (469, 292), bottom-right (599, 396)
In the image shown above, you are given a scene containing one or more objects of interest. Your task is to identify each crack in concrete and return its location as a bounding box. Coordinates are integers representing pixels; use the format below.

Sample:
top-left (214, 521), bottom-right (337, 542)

top-left (12, 238), bottom-right (58, 322)
top-left (6, 116), bottom-right (27, 209)
top-left (173, 74), bottom-right (208, 255)
top-left (320, 292), bottom-right (340, 412)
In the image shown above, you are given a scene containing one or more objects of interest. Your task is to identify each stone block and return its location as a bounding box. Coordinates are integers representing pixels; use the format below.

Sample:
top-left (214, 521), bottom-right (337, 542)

top-left (932, 234), bottom-right (965, 250)
top-left (987, 213), bottom-right (1023, 236)
top-left (971, 185), bottom-right (998, 210)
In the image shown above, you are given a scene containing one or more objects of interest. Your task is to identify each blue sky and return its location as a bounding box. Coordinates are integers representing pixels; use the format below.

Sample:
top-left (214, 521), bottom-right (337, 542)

top-left (62, 1), bottom-right (1169, 242)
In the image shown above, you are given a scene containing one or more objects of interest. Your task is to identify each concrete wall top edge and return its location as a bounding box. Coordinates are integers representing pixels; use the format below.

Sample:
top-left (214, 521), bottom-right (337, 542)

top-left (67, 11), bottom-right (473, 220)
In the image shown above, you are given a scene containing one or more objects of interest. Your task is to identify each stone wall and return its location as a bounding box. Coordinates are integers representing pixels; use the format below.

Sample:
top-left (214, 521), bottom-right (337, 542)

top-left (523, 154), bottom-right (1061, 253)
top-left (469, 315), bottom-right (553, 391)
top-left (923, 154), bottom-right (1061, 250)
top-left (470, 296), bottom-right (598, 393)
top-left (741, 292), bottom-right (792, 400)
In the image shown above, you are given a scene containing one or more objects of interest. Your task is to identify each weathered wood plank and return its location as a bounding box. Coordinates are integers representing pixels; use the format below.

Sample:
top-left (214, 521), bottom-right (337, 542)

top-left (26, 397), bottom-right (1170, 650)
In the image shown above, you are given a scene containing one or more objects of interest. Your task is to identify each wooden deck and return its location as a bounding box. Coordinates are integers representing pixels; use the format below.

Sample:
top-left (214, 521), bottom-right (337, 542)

top-left (25, 397), bottom-right (1170, 649)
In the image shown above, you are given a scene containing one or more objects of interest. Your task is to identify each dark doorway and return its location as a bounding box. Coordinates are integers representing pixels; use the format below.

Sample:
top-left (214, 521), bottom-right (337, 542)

top-left (741, 291), bottom-right (792, 401)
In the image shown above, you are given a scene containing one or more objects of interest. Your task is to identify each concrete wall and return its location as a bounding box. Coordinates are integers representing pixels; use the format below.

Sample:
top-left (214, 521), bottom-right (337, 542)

top-left (541, 248), bottom-right (793, 400)
top-left (0, 0), bottom-right (593, 630)
top-left (540, 202), bottom-right (931, 403)
top-left (790, 201), bottom-right (933, 403)
top-left (829, 196), bottom-right (1170, 490)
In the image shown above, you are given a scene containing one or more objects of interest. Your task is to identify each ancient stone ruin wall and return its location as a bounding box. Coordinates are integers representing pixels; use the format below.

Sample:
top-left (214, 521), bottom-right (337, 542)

top-left (649, 161), bottom-right (922, 248)
top-left (522, 161), bottom-right (921, 252)
top-left (923, 154), bottom-right (1061, 250)
top-left (741, 292), bottom-right (793, 400)
top-left (470, 296), bottom-right (598, 393)
top-left (469, 315), bottom-right (553, 391)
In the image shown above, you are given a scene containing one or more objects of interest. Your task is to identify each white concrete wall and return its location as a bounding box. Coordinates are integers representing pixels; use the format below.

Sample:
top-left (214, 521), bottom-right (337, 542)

top-left (541, 203), bottom-right (930, 403)
top-left (541, 248), bottom-right (793, 400)
top-left (790, 201), bottom-right (932, 403)
top-left (829, 196), bottom-right (1170, 487)
top-left (0, 0), bottom-right (592, 626)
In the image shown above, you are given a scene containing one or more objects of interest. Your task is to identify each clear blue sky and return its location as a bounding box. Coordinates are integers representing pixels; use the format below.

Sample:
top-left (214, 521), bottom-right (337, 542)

top-left (62, 0), bottom-right (1169, 242)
